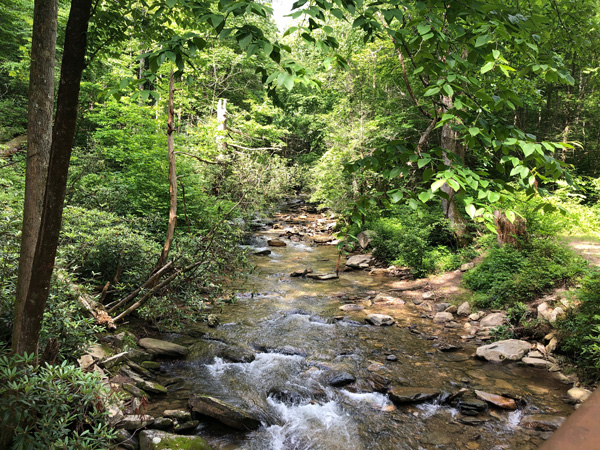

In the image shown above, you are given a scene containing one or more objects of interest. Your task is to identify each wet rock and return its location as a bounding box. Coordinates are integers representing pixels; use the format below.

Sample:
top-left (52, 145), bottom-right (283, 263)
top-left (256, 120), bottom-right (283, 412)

top-left (137, 380), bottom-right (167, 395)
top-left (312, 235), bottom-right (332, 243)
top-left (475, 339), bottom-right (531, 362)
top-left (100, 351), bottom-right (129, 369)
top-left (174, 420), bottom-right (199, 433)
top-left (373, 293), bottom-right (405, 305)
top-left (117, 414), bottom-right (154, 431)
top-left (474, 390), bottom-right (518, 410)
top-left (126, 361), bottom-right (153, 378)
top-left (114, 429), bottom-right (138, 450)
top-left (520, 414), bottom-right (566, 431)
top-left (138, 338), bottom-right (189, 358)
top-left (386, 354), bottom-right (398, 361)
top-left (367, 373), bottom-right (391, 392)
top-left (480, 312), bottom-right (507, 328)
top-left (521, 357), bottom-right (554, 369)
top-left (339, 304), bottom-right (365, 312)
top-left (267, 239), bottom-right (287, 247)
top-left (457, 302), bottom-right (471, 317)
top-left (365, 314), bottom-right (395, 326)
top-left (306, 273), bottom-right (339, 280)
top-left (163, 410), bottom-right (192, 422)
top-left (290, 269), bottom-right (311, 277)
top-left (328, 372), bottom-right (356, 387)
top-left (253, 249), bottom-right (271, 256)
top-left (458, 416), bottom-right (491, 426)
top-left (388, 386), bottom-right (440, 404)
top-left (434, 342), bottom-right (463, 352)
top-left (188, 394), bottom-right (261, 430)
top-left (433, 312), bottom-right (454, 324)
top-left (345, 254), bottom-right (373, 269)
top-left (139, 430), bottom-right (212, 450)
top-left (567, 387), bottom-right (592, 403)
top-left (459, 397), bottom-right (488, 416)
top-left (152, 417), bottom-right (174, 430)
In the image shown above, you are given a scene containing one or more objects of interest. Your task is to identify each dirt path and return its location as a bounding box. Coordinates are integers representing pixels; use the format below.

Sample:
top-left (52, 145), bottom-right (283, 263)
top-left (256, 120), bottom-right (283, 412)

top-left (562, 236), bottom-right (600, 267)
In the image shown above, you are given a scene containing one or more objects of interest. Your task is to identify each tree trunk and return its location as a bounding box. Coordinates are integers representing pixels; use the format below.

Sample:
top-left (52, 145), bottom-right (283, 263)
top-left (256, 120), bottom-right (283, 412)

top-left (216, 98), bottom-right (228, 152)
top-left (11, 0), bottom-right (59, 357)
top-left (440, 96), bottom-right (467, 238)
top-left (12, 0), bottom-right (92, 357)
top-left (156, 65), bottom-right (177, 268)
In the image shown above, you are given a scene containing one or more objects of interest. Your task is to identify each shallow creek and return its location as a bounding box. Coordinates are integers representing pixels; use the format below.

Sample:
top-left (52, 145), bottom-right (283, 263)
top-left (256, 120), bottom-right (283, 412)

top-left (148, 204), bottom-right (572, 450)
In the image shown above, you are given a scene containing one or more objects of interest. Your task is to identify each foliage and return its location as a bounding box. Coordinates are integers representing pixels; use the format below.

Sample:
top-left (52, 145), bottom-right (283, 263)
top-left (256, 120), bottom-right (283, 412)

top-left (464, 238), bottom-right (586, 308)
top-left (0, 349), bottom-right (116, 449)
top-left (362, 205), bottom-right (465, 277)
top-left (557, 270), bottom-right (600, 381)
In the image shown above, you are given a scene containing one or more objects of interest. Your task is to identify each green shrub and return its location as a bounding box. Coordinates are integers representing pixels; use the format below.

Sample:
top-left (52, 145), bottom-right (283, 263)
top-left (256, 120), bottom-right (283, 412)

top-left (0, 350), bottom-right (116, 449)
top-left (464, 238), bottom-right (586, 308)
top-left (366, 206), bottom-right (464, 277)
top-left (557, 270), bottom-right (600, 381)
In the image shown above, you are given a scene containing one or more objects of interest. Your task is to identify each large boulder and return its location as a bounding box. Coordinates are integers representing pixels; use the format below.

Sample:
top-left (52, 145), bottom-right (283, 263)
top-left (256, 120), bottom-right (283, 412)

top-left (138, 338), bottom-right (189, 358)
top-left (139, 430), bottom-right (212, 450)
top-left (433, 312), bottom-right (454, 324)
top-left (475, 339), bottom-right (531, 362)
top-left (388, 387), bottom-right (440, 404)
top-left (345, 254), bottom-right (373, 269)
top-left (188, 394), bottom-right (261, 430)
top-left (479, 312), bottom-right (507, 328)
top-left (267, 239), bottom-right (286, 247)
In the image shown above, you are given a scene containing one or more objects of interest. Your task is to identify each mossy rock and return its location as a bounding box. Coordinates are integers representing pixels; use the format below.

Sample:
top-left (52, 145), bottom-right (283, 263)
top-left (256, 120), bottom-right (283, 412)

top-left (139, 430), bottom-right (212, 450)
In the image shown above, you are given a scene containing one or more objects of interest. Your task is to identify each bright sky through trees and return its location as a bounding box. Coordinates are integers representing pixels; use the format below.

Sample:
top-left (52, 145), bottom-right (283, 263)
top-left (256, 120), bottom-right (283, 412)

top-left (271, 0), bottom-right (294, 32)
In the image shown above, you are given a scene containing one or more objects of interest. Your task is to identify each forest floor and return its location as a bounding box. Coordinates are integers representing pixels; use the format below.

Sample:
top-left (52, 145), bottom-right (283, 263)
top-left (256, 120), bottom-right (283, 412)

top-left (562, 235), bottom-right (600, 267)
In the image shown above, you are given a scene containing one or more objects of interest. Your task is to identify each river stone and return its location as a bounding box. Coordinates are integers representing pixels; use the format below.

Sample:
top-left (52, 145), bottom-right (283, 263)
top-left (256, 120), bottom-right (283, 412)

top-left (163, 409), bottom-right (192, 422)
top-left (118, 414), bottom-right (154, 431)
top-left (457, 302), bottom-right (471, 317)
top-left (87, 343), bottom-right (111, 360)
top-left (141, 361), bottom-right (161, 370)
top-left (521, 357), bottom-right (554, 369)
top-left (365, 314), bottom-right (395, 326)
top-left (339, 304), bottom-right (365, 311)
top-left (123, 383), bottom-right (147, 398)
top-left (520, 414), bottom-right (566, 431)
top-left (78, 354), bottom-right (95, 370)
top-left (480, 312), bottom-right (507, 328)
top-left (474, 390), bottom-right (518, 410)
top-left (345, 254), bottom-right (373, 269)
top-left (115, 429), bottom-right (138, 450)
top-left (152, 417), bottom-right (174, 430)
top-left (267, 239), bottom-right (286, 247)
top-left (138, 338), bottom-right (189, 357)
top-left (137, 380), bottom-right (167, 395)
top-left (139, 430), bottom-right (212, 450)
top-left (567, 387), bottom-right (592, 403)
top-left (312, 235), bottom-right (332, 243)
top-left (459, 397), bottom-right (488, 416)
top-left (174, 420), bottom-right (200, 433)
top-left (306, 273), bottom-right (339, 280)
top-left (433, 312), bottom-right (454, 324)
top-left (388, 387), bottom-right (440, 404)
top-left (290, 269), bottom-right (309, 277)
top-left (469, 312), bottom-right (483, 321)
top-left (126, 349), bottom-right (154, 364)
top-left (100, 351), bottom-right (129, 369)
top-left (188, 394), bottom-right (261, 430)
top-left (374, 293), bottom-right (404, 305)
top-left (254, 249), bottom-right (271, 256)
top-left (433, 302), bottom-right (450, 312)
top-left (476, 339), bottom-right (531, 362)
top-left (328, 371), bottom-right (356, 387)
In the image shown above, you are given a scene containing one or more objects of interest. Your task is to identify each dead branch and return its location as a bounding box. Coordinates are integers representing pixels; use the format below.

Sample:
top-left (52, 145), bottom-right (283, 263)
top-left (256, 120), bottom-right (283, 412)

top-left (174, 151), bottom-right (222, 165)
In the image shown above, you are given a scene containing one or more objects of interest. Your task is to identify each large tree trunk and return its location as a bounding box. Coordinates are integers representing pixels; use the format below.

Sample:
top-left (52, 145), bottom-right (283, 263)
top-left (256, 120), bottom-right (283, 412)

top-left (11, 0), bottom-right (59, 357)
top-left (11, 0), bottom-right (93, 357)
top-left (156, 66), bottom-right (177, 268)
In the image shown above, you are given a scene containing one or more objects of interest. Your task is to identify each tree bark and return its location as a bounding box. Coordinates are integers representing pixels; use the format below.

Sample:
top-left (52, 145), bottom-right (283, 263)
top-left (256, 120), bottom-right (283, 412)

top-left (156, 65), bottom-right (177, 269)
top-left (12, 0), bottom-right (59, 356)
top-left (12, 0), bottom-right (93, 356)
top-left (440, 96), bottom-right (467, 238)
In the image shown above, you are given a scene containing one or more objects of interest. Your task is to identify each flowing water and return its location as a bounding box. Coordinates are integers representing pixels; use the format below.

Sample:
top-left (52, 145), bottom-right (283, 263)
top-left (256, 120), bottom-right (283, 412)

top-left (148, 201), bottom-right (572, 449)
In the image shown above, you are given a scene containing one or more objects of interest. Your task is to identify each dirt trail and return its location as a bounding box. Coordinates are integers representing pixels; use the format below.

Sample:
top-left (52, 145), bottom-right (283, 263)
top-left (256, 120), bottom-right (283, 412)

top-left (562, 236), bottom-right (600, 267)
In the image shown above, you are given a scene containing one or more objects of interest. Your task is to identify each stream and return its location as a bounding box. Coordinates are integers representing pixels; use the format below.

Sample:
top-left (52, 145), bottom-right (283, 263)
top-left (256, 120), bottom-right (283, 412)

top-left (148, 200), bottom-right (572, 450)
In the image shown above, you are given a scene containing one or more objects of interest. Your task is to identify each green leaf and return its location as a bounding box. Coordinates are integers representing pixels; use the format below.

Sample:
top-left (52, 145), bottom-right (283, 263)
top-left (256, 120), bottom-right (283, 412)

top-left (424, 86), bottom-right (440, 97)
top-left (466, 203), bottom-right (476, 219)
top-left (481, 61), bottom-right (495, 74)
top-left (418, 190), bottom-right (432, 203)
top-left (166, 0), bottom-right (176, 7)
top-left (447, 179), bottom-right (460, 191)
top-left (443, 84), bottom-right (454, 97)
top-left (475, 34), bottom-right (492, 47)
top-left (388, 190), bottom-right (403, 203)
top-left (431, 179), bottom-right (446, 192)
top-left (417, 158), bottom-right (431, 168)
top-left (468, 127), bottom-right (480, 137)
top-left (283, 74), bottom-right (295, 91)
top-left (487, 191), bottom-right (500, 202)
top-left (506, 210), bottom-right (516, 223)
top-left (521, 142), bottom-right (535, 157)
